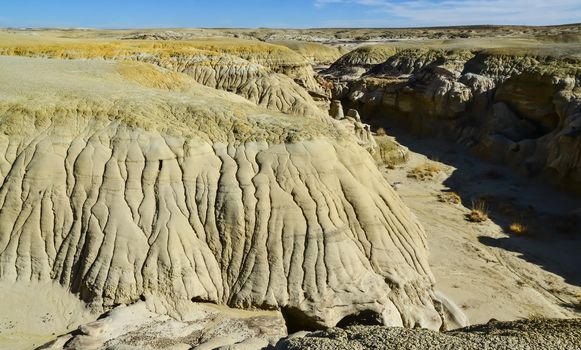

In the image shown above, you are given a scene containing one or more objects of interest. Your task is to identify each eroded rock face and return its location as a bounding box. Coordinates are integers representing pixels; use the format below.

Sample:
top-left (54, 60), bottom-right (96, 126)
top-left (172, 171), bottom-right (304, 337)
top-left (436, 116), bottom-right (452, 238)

top-left (322, 45), bottom-right (398, 80)
top-left (330, 49), bottom-right (581, 192)
top-left (0, 56), bottom-right (445, 331)
top-left (328, 103), bottom-right (377, 152)
top-left (40, 301), bottom-right (288, 350)
top-left (132, 52), bottom-right (328, 119)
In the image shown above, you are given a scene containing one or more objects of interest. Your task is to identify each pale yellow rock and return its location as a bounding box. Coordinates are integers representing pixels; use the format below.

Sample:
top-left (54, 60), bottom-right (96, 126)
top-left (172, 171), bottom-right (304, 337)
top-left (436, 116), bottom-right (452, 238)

top-left (0, 281), bottom-right (95, 350)
top-left (0, 56), bottom-right (444, 336)
top-left (42, 301), bottom-right (287, 350)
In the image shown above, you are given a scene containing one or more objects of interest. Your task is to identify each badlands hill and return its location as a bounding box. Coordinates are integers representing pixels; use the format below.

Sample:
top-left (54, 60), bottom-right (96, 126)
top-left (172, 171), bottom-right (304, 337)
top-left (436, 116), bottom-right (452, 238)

top-left (0, 54), bottom-right (450, 349)
top-left (0, 26), bottom-right (579, 349)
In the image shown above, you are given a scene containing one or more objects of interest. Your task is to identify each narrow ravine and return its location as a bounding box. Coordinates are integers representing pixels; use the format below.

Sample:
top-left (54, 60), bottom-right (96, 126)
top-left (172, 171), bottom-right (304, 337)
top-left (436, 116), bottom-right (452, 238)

top-left (377, 127), bottom-right (581, 325)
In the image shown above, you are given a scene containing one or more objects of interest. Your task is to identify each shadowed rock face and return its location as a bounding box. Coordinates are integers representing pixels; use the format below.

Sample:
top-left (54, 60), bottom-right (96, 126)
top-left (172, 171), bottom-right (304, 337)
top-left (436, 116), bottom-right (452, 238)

top-left (0, 56), bottom-right (444, 330)
top-left (330, 48), bottom-right (581, 192)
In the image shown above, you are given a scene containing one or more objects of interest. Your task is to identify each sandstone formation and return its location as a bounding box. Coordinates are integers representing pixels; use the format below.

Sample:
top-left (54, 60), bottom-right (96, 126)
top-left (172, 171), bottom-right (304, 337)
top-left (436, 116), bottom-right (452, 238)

top-left (328, 101), bottom-right (376, 152)
top-left (104, 25), bottom-right (581, 48)
top-left (40, 301), bottom-right (287, 349)
top-left (329, 100), bottom-right (345, 120)
top-left (328, 47), bottom-right (581, 192)
top-left (322, 45), bottom-right (398, 80)
top-left (0, 56), bottom-right (448, 337)
top-left (2, 25), bottom-right (579, 349)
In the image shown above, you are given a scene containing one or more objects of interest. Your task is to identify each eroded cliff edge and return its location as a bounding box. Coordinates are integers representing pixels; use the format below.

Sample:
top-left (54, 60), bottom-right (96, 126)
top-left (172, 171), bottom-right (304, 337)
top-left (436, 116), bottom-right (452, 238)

top-left (0, 56), bottom-right (447, 332)
top-left (326, 46), bottom-right (581, 193)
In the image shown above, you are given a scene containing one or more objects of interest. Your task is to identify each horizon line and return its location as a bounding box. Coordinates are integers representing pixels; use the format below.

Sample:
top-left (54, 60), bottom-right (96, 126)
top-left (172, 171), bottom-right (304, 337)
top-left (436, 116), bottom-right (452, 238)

top-left (3, 22), bottom-right (580, 31)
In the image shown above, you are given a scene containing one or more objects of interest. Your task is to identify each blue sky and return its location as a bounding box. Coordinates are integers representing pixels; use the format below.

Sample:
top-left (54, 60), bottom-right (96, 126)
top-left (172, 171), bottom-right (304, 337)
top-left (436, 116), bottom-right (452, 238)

top-left (1, 0), bottom-right (580, 28)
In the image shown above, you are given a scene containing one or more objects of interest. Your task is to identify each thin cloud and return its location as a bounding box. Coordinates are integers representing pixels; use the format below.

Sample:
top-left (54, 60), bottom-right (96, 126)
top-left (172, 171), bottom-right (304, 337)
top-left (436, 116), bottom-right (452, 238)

top-left (314, 0), bottom-right (581, 26)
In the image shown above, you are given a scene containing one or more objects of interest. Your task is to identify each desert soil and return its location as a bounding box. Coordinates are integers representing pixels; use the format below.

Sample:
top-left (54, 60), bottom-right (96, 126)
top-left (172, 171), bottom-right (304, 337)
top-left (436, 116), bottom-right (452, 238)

top-left (381, 129), bottom-right (581, 325)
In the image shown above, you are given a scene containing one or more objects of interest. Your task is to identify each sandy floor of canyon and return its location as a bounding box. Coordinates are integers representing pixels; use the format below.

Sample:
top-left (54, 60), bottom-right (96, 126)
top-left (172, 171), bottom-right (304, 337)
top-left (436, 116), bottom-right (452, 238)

top-left (381, 130), bottom-right (581, 326)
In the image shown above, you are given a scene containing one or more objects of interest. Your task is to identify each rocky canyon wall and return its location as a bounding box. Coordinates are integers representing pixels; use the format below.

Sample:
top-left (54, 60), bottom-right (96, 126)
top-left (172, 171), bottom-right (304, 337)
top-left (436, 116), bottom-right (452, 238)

top-left (325, 47), bottom-right (581, 192)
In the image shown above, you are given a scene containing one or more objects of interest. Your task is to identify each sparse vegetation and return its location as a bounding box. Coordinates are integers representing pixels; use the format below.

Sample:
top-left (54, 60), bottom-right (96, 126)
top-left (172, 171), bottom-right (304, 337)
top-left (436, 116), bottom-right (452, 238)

top-left (373, 133), bottom-right (409, 167)
top-left (466, 201), bottom-right (488, 222)
top-left (508, 222), bottom-right (528, 235)
top-left (407, 162), bottom-right (443, 181)
top-left (437, 191), bottom-right (461, 205)
top-left (116, 62), bottom-right (192, 90)
top-left (0, 33), bottom-right (309, 68)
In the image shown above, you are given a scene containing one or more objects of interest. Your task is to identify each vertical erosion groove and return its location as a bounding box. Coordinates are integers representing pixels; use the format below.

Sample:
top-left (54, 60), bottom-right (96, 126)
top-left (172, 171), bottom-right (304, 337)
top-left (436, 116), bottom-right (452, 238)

top-left (0, 124), bottom-right (442, 329)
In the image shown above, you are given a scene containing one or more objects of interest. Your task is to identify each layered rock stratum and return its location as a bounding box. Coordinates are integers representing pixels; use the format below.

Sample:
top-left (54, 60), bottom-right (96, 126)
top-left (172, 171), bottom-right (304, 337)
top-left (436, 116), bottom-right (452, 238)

top-left (327, 45), bottom-right (581, 192)
top-left (0, 55), bottom-right (447, 341)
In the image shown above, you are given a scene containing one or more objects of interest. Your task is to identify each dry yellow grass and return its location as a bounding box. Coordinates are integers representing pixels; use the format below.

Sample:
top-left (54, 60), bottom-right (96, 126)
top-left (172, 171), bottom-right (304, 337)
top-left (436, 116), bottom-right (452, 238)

top-left (0, 32), bottom-right (305, 65)
top-left (0, 56), bottom-right (341, 144)
top-left (466, 201), bottom-right (489, 223)
top-left (437, 192), bottom-right (462, 205)
top-left (508, 222), bottom-right (528, 235)
top-left (116, 62), bottom-right (193, 90)
top-left (407, 162), bottom-right (443, 181)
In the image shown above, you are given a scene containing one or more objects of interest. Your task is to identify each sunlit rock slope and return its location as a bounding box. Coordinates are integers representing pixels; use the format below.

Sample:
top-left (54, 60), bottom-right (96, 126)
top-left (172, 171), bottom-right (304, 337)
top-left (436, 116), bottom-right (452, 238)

top-left (0, 56), bottom-right (446, 330)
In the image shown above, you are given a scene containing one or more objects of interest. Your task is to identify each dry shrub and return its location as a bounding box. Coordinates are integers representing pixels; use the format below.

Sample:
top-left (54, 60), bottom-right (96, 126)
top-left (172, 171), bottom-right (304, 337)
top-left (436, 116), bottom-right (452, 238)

top-left (437, 191), bottom-right (461, 205)
top-left (466, 200), bottom-right (488, 222)
top-left (376, 127), bottom-right (387, 136)
top-left (508, 222), bottom-right (528, 235)
top-left (374, 136), bottom-right (409, 167)
top-left (407, 162), bottom-right (443, 181)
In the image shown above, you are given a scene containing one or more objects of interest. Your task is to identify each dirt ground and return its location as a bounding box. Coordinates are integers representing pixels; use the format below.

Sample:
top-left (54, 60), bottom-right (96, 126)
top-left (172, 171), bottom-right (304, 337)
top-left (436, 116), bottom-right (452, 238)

top-left (380, 131), bottom-right (581, 326)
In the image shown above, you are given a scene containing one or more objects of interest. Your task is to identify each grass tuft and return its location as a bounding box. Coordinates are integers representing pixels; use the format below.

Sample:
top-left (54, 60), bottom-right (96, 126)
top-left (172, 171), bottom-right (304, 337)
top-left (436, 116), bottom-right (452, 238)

top-left (437, 191), bottom-right (461, 205)
top-left (508, 222), bottom-right (528, 235)
top-left (466, 200), bottom-right (488, 222)
top-left (407, 162), bottom-right (443, 181)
